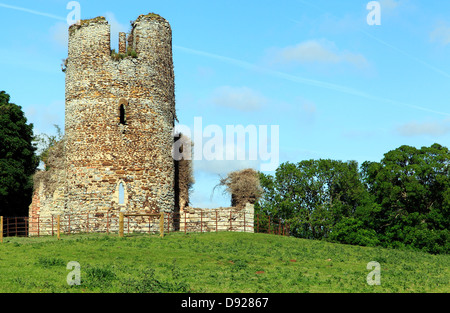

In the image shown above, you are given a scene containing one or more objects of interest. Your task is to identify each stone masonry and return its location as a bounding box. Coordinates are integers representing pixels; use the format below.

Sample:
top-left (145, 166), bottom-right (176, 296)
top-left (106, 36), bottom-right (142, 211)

top-left (28, 13), bottom-right (254, 235)
top-left (64, 14), bottom-right (176, 217)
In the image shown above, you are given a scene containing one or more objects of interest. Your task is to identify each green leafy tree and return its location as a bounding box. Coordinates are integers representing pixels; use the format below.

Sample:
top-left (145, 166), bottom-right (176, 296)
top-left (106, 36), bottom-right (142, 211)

top-left (0, 91), bottom-right (39, 216)
top-left (361, 144), bottom-right (450, 254)
top-left (256, 159), bottom-right (366, 240)
top-left (257, 144), bottom-right (449, 254)
top-left (328, 217), bottom-right (380, 247)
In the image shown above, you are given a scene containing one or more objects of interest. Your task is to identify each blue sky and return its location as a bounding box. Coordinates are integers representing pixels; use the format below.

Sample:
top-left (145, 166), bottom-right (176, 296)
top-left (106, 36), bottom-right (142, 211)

top-left (1, 0), bottom-right (449, 208)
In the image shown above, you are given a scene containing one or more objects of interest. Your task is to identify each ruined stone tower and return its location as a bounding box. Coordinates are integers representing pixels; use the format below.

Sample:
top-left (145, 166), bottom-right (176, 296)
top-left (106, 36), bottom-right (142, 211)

top-left (28, 13), bottom-right (255, 236)
top-left (64, 13), bottom-right (176, 214)
top-left (28, 13), bottom-right (177, 232)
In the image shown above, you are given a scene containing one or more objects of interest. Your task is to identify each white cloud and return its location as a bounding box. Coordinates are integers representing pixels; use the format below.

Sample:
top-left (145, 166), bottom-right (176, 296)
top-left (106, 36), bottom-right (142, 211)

top-left (50, 22), bottom-right (69, 48)
top-left (300, 99), bottom-right (316, 114)
top-left (104, 12), bottom-right (128, 50)
top-left (430, 23), bottom-right (450, 46)
top-left (396, 119), bottom-right (450, 137)
top-left (279, 40), bottom-right (340, 64)
top-left (295, 97), bottom-right (317, 125)
top-left (194, 159), bottom-right (260, 177)
top-left (313, 13), bottom-right (360, 35)
top-left (267, 39), bottom-right (369, 70)
top-left (211, 86), bottom-right (267, 112)
top-left (197, 66), bottom-right (215, 79)
top-left (379, 0), bottom-right (400, 12)
top-left (193, 136), bottom-right (261, 175)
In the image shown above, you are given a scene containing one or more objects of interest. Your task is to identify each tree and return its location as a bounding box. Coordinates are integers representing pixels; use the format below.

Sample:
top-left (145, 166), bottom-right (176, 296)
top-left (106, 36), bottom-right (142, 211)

top-left (361, 144), bottom-right (450, 254)
top-left (0, 91), bottom-right (39, 216)
top-left (256, 144), bottom-right (449, 254)
top-left (256, 159), bottom-right (366, 240)
top-left (328, 217), bottom-right (380, 247)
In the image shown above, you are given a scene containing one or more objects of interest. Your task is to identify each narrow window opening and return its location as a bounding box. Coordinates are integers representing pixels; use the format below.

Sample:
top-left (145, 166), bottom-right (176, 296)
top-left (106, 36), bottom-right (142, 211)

top-left (119, 104), bottom-right (126, 125)
top-left (119, 182), bottom-right (125, 205)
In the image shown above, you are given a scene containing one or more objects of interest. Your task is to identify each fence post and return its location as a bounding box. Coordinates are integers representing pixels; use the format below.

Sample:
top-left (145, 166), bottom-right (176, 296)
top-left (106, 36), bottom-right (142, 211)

top-left (0, 216), bottom-right (3, 243)
top-left (184, 211), bottom-right (187, 234)
top-left (257, 214), bottom-right (259, 233)
top-left (119, 212), bottom-right (124, 237)
top-left (168, 214), bottom-right (170, 234)
top-left (244, 210), bottom-right (246, 233)
top-left (216, 211), bottom-right (218, 232)
top-left (200, 210), bottom-right (203, 233)
top-left (106, 212), bottom-right (110, 235)
top-left (57, 215), bottom-right (61, 240)
top-left (148, 216), bottom-right (152, 235)
top-left (159, 212), bottom-right (164, 238)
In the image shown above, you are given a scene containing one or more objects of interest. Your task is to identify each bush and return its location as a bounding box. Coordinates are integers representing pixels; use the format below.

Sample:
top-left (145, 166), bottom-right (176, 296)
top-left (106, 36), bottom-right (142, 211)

top-left (403, 227), bottom-right (450, 254)
top-left (329, 218), bottom-right (380, 247)
top-left (214, 168), bottom-right (263, 207)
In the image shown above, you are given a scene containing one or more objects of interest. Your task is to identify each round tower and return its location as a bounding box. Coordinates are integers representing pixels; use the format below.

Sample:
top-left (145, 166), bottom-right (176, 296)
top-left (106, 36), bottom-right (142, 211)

top-left (64, 14), bottom-right (175, 216)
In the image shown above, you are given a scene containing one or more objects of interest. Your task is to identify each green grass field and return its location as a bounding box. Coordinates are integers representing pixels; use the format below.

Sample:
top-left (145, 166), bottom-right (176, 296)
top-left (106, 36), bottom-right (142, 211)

top-left (0, 232), bottom-right (448, 293)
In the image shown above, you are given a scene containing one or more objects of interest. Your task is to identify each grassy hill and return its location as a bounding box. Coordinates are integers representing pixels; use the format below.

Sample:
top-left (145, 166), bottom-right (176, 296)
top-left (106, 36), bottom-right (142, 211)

top-left (0, 232), bottom-right (448, 293)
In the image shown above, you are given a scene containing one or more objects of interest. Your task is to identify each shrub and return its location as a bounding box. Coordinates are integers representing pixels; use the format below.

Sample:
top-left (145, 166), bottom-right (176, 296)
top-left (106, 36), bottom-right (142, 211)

top-left (214, 168), bottom-right (263, 207)
top-left (329, 218), bottom-right (380, 247)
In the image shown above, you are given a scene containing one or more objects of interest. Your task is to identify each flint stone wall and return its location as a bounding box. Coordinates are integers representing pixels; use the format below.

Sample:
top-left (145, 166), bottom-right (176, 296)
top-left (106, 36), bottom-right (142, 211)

top-left (29, 13), bottom-right (176, 233)
top-left (64, 14), bottom-right (175, 216)
top-left (180, 204), bottom-right (254, 233)
top-left (28, 13), bottom-right (255, 236)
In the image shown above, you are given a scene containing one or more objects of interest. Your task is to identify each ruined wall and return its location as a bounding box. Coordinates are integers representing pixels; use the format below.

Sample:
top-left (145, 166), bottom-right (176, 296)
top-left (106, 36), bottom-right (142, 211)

top-left (173, 133), bottom-right (194, 213)
top-left (180, 204), bottom-right (254, 233)
top-left (64, 14), bottom-right (175, 216)
top-left (29, 140), bottom-right (66, 235)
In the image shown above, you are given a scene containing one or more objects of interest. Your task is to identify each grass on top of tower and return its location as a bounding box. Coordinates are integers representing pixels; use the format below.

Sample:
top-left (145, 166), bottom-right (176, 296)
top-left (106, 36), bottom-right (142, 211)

top-left (110, 47), bottom-right (138, 61)
top-left (135, 12), bottom-right (167, 24)
top-left (69, 16), bottom-right (108, 35)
